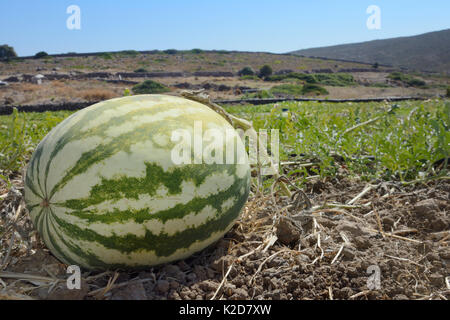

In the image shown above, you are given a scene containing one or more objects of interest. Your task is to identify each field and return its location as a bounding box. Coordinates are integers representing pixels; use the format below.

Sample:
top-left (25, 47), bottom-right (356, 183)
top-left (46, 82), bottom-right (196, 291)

top-left (1, 51), bottom-right (449, 107)
top-left (0, 98), bottom-right (448, 300)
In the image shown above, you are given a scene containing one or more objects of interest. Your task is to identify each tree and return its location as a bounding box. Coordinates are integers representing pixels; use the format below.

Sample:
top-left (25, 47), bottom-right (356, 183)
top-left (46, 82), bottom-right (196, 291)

top-left (164, 49), bottom-right (178, 55)
top-left (372, 62), bottom-right (379, 69)
top-left (34, 51), bottom-right (49, 59)
top-left (258, 65), bottom-right (273, 78)
top-left (238, 66), bottom-right (255, 76)
top-left (0, 45), bottom-right (17, 61)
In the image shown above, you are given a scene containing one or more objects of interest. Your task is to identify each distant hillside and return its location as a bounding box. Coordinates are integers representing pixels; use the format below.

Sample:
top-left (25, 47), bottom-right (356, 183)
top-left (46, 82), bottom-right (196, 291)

top-left (292, 29), bottom-right (450, 74)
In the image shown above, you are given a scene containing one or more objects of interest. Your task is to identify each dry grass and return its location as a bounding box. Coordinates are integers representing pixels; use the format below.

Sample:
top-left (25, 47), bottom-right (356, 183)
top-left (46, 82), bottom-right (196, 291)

top-left (20, 83), bottom-right (40, 93)
top-left (80, 89), bottom-right (117, 101)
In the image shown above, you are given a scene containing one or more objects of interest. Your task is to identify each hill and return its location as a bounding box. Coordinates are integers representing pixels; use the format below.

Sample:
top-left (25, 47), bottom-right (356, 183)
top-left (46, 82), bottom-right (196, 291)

top-left (291, 29), bottom-right (450, 74)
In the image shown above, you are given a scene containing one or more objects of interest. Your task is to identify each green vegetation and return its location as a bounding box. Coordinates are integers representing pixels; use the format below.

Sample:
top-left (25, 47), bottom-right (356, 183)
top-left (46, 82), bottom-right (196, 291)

top-left (164, 49), bottom-right (178, 55)
top-left (99, 52), bottom-right (113, 60)
top-left (266, 72), bottom-right (355, 87)
top-left (226, 100), bottom-right (449, 184)
top-left (2, 100), bottom-right (447, 187)
top-left (258, 65), bottom-right (273, 78)
top-left (388, 72), bottom-right (427, 88)
top-left (190, 48), bottom-right (203, 54)
top-left (132, 80), bottom-right (171, 94)
top-left (214, 50), bottom-right (231, 54)
top-left (270, 83), bottom-right (328, 96)
top-left (447, 86), bottom-right (450, 98)
top-left (239, 75), bottom-right (260, 81)
top-left (301, 83), bottom-right (329, 95)
top-left (238, 66), bottom-right (255, 76)
top-left (270, 84), bottom-right (304, 95)
top-left (368, 82), bottom-right (393, 88)
top-left (34, 51), bottom-right (49, 59)
top-left (116, 50), bottom-right (139, 57)
top-left (0, 44), bottom-right (17, 61)
top-left (0, 109), bottom-right (73, 174)
top-left (134, 68), bottom-right (148, 73)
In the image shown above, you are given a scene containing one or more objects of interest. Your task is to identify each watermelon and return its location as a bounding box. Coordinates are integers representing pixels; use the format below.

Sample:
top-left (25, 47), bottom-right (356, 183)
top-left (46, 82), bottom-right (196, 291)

top-left (24, 95), bottom-right (251, 270)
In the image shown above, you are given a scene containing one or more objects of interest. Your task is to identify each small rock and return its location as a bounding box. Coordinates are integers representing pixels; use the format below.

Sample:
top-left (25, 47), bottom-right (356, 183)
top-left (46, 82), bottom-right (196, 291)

top-left (299, 276), bottom-right (314, 289)
top-left (223, 283), bottom-right (236, 297)
top-left (211, 255), bottom-right (234, 272)
top-left (111, 282), bottom-right (147, 300)
top-left (414, 199), bottom-right (439, 218)
top-left (162, 264), bottom-right (181, 277)
top-left (205, 267), bottom-right (215, 278)
top-left (198, 280), bottom-right (218, 292)
top-left (230, 288), bottom-right (249, 300)
top-left (382, 216), bottom-right (395, 229)
top-left (342, 246), bottom-right (356, 260)
top-left (193, 265), bottom-right (207, 281)
top-left (338, 287), bottom-right (354, 298)
top-left (186, 272), bottom-right (197, 283)
top-left (430, 217), bottom-right (449, 232)
top-left (156, 280), bottom-right (170, 294)
top-left (353, 236), bottom-right (372, 250)
top-left (438, 248), bottom-right (450, 260)
top-left (170, 281), bottom-right (179, 289)
top-left (336, 221), bottom-right (364, 238)
top-left (275, 217), bottom-right (301, 245)
top-left (426, 252), bottom-right (440, 262)
top-left (429, 273), bottom-right (444, 287)
top-left (416, 240), bottom-right (433, 254)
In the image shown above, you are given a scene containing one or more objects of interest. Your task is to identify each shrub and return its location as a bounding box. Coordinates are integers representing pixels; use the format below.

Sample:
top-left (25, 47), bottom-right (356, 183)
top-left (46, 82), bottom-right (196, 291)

top-left (34, 51), bottom-right (49, 59)
top-left (99, 52), bottom-right (113, 60)
top-left (239, 75), bottom-right (260, 81)
top-left (369, 82), bottom-right (392, 88)
top-left (388, 72), bottom-right (426, 88)
top-left (238, 67), bottom-right (255, 77)
top-left (164, 49), bottom-right (178, 55)
top-left (0, 45), bottom-right (17, 61)
top-left (316, 73), bottom-right (354, 86)
top-left (190, 48), bottom-right (203, 54)
top-left (266, 72), bottom-right (353, 86)
top-left (270, 83), bottom-right (328, 96)
top-left (81, 89), bottom-right (117, 101)
top-left (407, 78), bottom-right (426, 87)
top-left (214, 50), bottom-right (230, 54)
top-left (258, 65), bottom-right (273, 78)
top-left (301, 84), bottom-right (329, 95)
top-left (134, 68), bottom-right (148, 73)
top-left (132, 80), bottom-right (170, 94)
top-left (270, 84), bottom-right (304, 95)
top-left (118, 50), bottom-right (139, 57)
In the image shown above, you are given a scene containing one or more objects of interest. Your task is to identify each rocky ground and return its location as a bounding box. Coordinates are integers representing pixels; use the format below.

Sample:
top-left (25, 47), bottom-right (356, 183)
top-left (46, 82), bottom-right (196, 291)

top-left (0, 172), bottom-right (449, 300)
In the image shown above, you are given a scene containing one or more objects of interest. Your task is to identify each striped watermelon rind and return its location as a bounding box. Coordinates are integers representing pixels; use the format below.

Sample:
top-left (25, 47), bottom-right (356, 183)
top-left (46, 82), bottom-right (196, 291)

top-left (24, 94), bottom-right (251, 270)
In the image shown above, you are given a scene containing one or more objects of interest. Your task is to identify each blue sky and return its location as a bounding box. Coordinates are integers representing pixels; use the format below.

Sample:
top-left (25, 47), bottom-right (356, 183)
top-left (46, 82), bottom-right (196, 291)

top-left (1, 0), bottom-right (449, 56)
